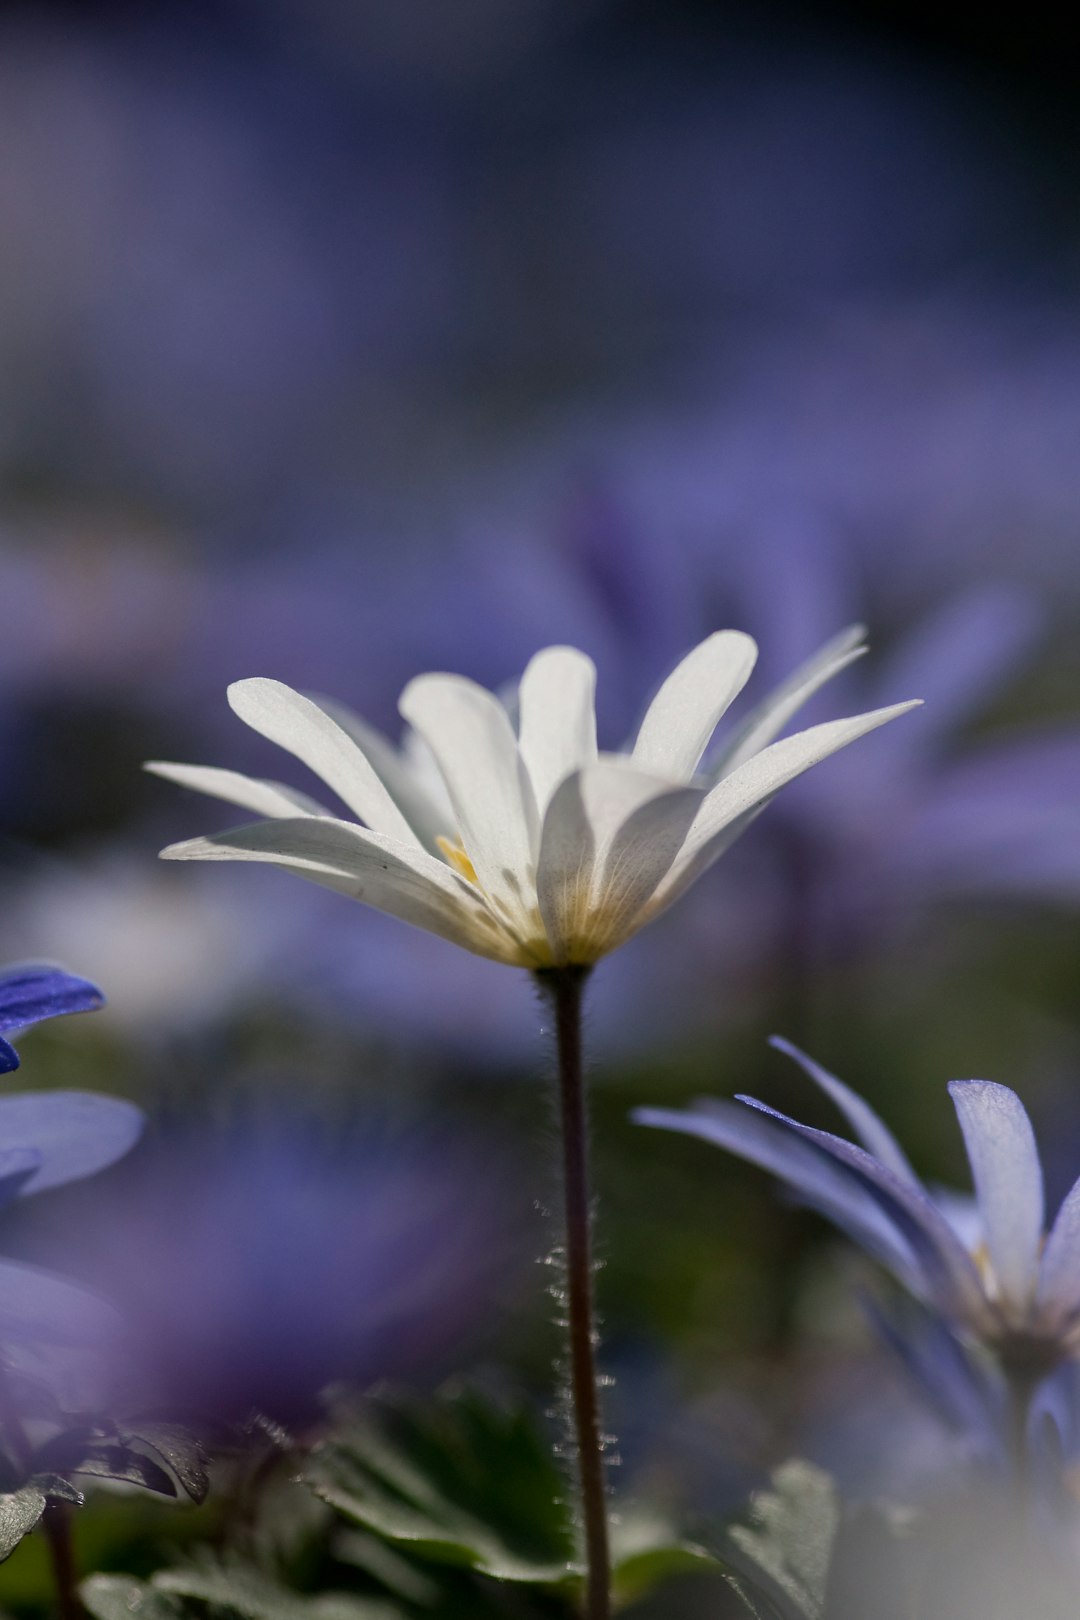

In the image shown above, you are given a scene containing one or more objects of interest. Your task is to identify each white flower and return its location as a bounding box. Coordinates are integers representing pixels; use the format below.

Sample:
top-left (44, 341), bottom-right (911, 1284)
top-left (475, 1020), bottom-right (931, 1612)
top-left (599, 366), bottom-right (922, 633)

top-left (147, 629), bottom-right (918, 971)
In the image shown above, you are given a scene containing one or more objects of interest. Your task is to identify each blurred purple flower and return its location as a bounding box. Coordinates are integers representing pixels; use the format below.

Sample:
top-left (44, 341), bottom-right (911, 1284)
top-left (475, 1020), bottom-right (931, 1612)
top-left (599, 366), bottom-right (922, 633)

top-left (0, 961), bottom-right (104, 1072)
top-left (62, 1109), bottom-right (525, 1425)
top-left (0, 1090), bottom-right (144, 1415)
top-left (739, 581), bottom-right (1080, 960)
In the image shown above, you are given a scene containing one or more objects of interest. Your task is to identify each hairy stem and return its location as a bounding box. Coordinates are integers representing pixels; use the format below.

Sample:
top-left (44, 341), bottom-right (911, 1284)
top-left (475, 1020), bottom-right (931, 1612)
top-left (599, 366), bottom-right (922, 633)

top-left (539, 965), bottom-right (611, 1620)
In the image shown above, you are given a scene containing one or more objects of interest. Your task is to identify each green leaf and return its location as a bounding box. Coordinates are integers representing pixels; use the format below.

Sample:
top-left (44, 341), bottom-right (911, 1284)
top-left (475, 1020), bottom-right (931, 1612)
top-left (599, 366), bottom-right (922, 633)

top-left (719, 1461), bottom-right (840, 1620)
top-left (306, 1386), bottom-right (577, 1587)
top-left (609, 1513), bottom-right (718, 1607)
top-left (84, 1563), bottom-right (405, 1620)
top-left (0, 1486), bottom-right (46, 1562)
top-left (157, 1561), bottom-right (403, 1618)
top-left (81, 1575), bottom-right (186, 1620)
top-left (333, 1528), bottom-right (443, 1605)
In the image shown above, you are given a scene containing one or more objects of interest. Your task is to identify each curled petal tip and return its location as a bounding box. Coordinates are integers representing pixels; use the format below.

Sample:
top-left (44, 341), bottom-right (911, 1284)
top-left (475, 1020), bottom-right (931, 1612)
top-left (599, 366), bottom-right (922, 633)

top-left (158, 838), bottom-right (205, 861)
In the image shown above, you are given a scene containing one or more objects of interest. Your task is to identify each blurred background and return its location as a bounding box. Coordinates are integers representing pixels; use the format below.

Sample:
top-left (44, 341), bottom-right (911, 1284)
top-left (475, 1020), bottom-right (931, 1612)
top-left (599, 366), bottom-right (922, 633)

top-left (3, 0), bottom-right (1080, 1610)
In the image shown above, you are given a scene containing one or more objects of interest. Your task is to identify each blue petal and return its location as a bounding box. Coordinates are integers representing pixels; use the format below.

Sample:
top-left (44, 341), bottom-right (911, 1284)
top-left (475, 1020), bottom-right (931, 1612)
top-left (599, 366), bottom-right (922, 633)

top-left (633, 1101), bottom-right (918, 1284)
top-left (0, 1034), bottom-right (19, 1073)
top-left (0, 963), bottom-right (105, 1035)
top-left (736, 1097), bottom-right (988, 1327)
top-left (769, 1037), bottom-right (921, 1186)
top-left (0, 1093), bottom-right (143, 1196)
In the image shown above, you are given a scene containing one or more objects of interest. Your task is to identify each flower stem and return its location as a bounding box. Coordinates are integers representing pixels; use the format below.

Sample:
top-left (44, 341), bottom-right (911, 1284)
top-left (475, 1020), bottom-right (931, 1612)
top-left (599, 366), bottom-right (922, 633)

top-left (539, 965), bottom-right (611, 1620)
top-left (41, 1507), bottom-right (83, 1620)
top-left (1001, 1352), bottom-right (1044, 1511)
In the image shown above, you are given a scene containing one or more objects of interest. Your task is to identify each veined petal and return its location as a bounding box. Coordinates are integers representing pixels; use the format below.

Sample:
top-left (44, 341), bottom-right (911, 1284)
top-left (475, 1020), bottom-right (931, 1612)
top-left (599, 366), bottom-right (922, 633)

top-left (738, 1096), bottom-right (989, 1326)
top-left (144, 762), bottom-right (329, 820)
top-left (227, 679), bottom-right (424, 849)
top-left (632, 631), bottom-right (757, 779)
top-left (161, 817), bottom-right (520, 964)
top-left (0, 964), bottom-right (105, 1034)
top-left (770, 1038), bottom-right (921, 1187)
top-left (312, 698), bottom-right (450, 852)
top-left (635, 1102), bottom-right (918, 1285)
top-left (517, 646), bottom-right (598, 815)
top-left (399, 673), bottom-right (539, 926)
top-left (1037, 1174), bottom-right (1080, 1324)
top-left (710, 625), bottom-right (868, 777)
top-left (0, 1093), bottom-right (143, 1196)
top-left (647, 701), bottom-right (922, 913)
top-left (949, 1081), bottom-right (1044, 1313)
top-left (536, 760), bottom-right (703, 963)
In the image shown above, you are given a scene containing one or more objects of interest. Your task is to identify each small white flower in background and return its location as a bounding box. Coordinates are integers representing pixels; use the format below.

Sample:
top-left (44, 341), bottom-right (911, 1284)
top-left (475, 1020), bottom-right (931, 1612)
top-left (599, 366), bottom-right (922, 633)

top-left (147, 628), bottom-right (918, 970)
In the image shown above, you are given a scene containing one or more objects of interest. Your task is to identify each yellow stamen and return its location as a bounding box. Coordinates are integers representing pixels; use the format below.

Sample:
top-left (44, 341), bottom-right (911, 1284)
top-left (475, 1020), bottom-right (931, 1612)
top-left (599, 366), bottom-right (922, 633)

top-left (436, 836), bottom-right (479, 884)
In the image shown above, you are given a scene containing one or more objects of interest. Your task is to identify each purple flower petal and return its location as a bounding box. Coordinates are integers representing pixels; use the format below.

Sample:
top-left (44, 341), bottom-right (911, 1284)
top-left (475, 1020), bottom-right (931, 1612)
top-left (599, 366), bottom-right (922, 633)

top-left (634, 1101), bottom-right (918, 1284)
top-left (1037, 1174), bottom-right (1080, 1326)
top-left (0, 963), bottom-right (105, 1038)
top-left (948, 1081), bottom-right (1044, 1313)
top-left (0, 1093), bottom-right (143, 1196)
top-left (870, 586), bottom-right (1039, 756)
top-left (736, 1096), bottom-right (988, 1327)
top-left (769, 1037), bottom-right (921, 1187)
top-left (862, 1293), bottom-right (1001, 1451)
top-left (0, 1257), bottom-right (120, 1349)
top-left (0, 1147), bottom-right (42, 1208)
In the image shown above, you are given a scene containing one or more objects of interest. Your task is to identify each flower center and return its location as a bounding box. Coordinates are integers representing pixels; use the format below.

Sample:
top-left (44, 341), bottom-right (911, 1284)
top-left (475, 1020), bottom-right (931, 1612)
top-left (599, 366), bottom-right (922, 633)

top-left (436, 835), bottom-right (479, 884)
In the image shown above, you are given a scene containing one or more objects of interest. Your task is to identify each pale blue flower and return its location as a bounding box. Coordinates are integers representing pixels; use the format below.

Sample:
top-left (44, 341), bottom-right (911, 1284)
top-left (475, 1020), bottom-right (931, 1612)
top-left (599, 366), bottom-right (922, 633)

top-left (637, 1042), bottom-right (1080, 1366)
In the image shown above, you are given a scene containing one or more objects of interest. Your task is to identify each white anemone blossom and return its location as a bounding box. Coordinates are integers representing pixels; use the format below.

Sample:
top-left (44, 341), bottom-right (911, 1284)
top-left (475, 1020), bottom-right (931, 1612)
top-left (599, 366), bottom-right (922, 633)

top-left (148, 629), bottom-right (917, 971)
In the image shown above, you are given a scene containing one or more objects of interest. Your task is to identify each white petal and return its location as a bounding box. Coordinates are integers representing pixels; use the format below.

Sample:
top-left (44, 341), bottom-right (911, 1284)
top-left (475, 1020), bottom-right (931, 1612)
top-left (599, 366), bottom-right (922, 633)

top-left (1037, 1173), bottom-right (1080, 1325)
top-left (312, 697), bottom-right (450, 851)
top-left (517, 646), bottom-right (598, 815)
top-left (160, 816), bottom-right (517, 963)
top-left (632, 631), bottom-right (757, 780)
top-left (144, 761), bottom-right (328, 820)
top-left (227, 679), bottom-right (424, 849)
top-left (399, 673), bottom-right (539, 927)
top-left (948, 1080), bottom-right (1044, 1312)
top-left (645, 701), bottom-right (922, 915)
top-left (536, 759), bottom-right (703, 963)
top-left (711, 624), bottom-right (868, 777)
